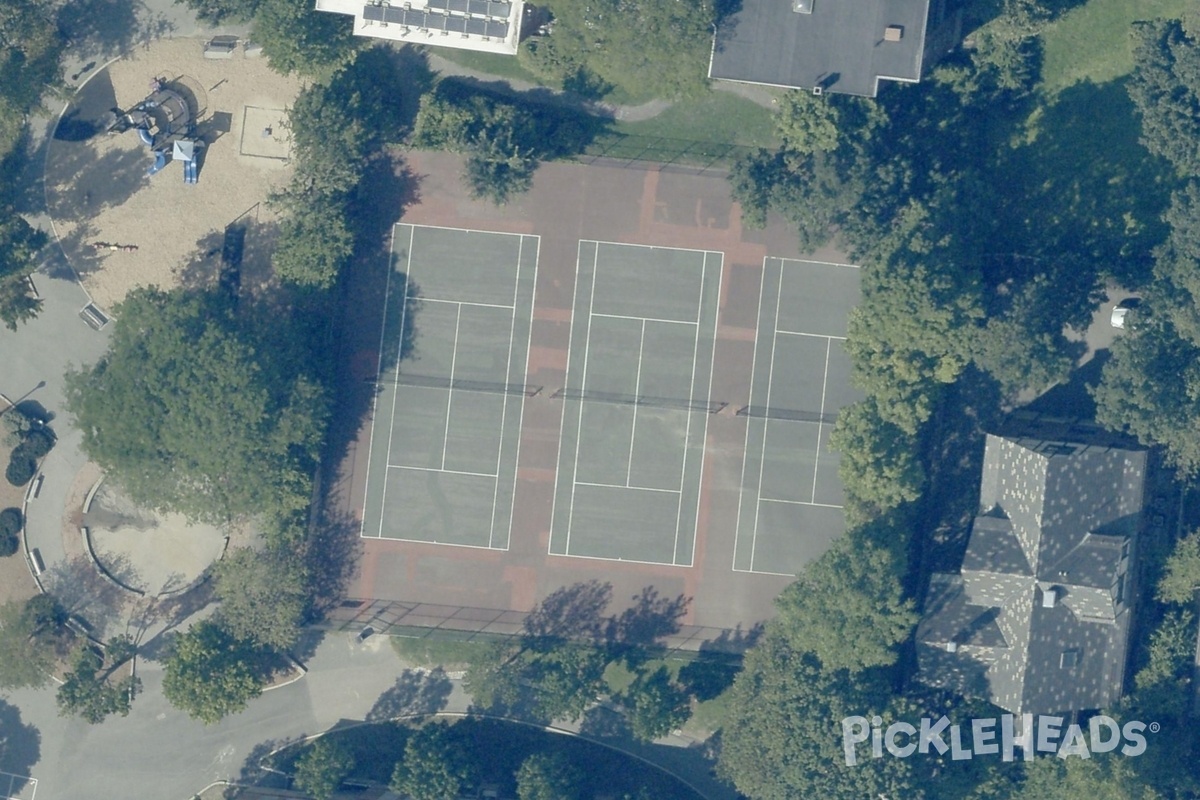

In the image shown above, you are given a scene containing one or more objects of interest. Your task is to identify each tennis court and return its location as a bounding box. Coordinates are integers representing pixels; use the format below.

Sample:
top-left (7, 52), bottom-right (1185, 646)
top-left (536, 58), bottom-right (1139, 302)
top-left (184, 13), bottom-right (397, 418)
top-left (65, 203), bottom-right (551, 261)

top-left (550, 241), bottom-right (723, 566)
top-left (361, 224), bottom-right (538, 549)
top-left (0, 772), bottom-right (36, 800)
top-left (733, 257), bottom-right (863, 575)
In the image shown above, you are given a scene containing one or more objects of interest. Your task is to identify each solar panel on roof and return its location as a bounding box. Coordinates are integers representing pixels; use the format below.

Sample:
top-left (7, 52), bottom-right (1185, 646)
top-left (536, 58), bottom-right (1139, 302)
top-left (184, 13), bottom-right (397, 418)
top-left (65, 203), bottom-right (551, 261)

top-left (490, 1), bottom-right (511, 16)
top-left (468, 0), bottom-right (489, 15)
top-left (425, 0), bottom-right (449, 8)
top-left (464, 16), bottom-right (487, 33)
top-left (363, 4), bottom-right (385, 21)
top-left (382, 5), bottom-right (405, 22)
top-left (445, 14), bottom-right (467, 31)
top-left (448, 0), bottom-right (469, 12)
top-left (484, 19), bottom-right (507, 36)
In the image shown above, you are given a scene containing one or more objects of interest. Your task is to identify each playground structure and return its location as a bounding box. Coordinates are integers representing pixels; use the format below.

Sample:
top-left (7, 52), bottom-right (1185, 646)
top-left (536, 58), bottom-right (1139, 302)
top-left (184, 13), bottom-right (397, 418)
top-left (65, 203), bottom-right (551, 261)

top-left (103, 77), bottom-right (205, 183)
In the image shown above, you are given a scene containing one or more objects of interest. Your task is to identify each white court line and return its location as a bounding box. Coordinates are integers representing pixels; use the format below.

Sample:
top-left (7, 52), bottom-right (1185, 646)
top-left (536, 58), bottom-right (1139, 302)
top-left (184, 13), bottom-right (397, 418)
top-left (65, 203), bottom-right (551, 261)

top-left (775, 328), bottom-right (848, 341)
top-left (731, 256), bottom-right (773, 569)
top-left (423, 297), bottom-right (515, 311)
top-left (811, 337), bottom-right (832, 504)
top-left (576, 480), bottom-right (680, 495)
top-left (388, 464), bottom-right (499, 480)
top-left (490, 235), bottom-right (523, 548)
top-left (626, 319), bottom-right (647, 486)
top-left (376, 224), bottom-right (415, 538)
top-left (549, 549), bottom-right (689, 568)
top-left (564, 243), bottom-right (601, 556)
top-left (406, 222), bottom-right (527, 239)
top-left (548, 242), bottom-right (587, 554)
top-left (592, 311), bottom-right (697, 326)
top-left (583, 238), bottom-right (723, 257)
top-left (748, 260), bottom-right (785, 573)
top-left (758, 496), bottom-right (844, 509)
top-left (508, 235), bottom-right (540, 550)
top-left (440, 303), bottom-right (463, 471)
top-left (673, 252), bottom-right (707, 566)
top-left (774, 257), bottom-right (862, 269)
top-left (377, 533), bottom-right (508, 552)
top-left (731, 564), bottom-right (797, 577)
top-left (684, 250), bottom-right (724, 568)
top-left (0, 772), bottom-right (37, 800)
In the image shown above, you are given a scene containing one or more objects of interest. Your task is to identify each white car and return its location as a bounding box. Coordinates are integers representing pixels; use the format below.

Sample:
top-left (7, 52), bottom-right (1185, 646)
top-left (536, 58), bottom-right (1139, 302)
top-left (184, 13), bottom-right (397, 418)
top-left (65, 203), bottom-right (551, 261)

top-left (1111, 298), bottom-right (1140, 329)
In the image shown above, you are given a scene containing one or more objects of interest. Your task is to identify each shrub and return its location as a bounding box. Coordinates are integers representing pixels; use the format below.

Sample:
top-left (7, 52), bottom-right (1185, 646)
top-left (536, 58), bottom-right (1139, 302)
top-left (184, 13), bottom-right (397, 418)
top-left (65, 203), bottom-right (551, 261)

top-left (0, 507), bottom-right (20, 557)
top-left (20, 427), bottom-right (54, 459)
top-left (5, 449), bottom-right (36, 486)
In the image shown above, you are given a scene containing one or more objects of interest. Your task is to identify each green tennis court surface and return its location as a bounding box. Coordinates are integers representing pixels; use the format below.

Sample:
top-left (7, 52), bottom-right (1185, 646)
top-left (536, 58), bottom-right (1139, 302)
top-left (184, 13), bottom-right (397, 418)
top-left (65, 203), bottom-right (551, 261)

top-left (361, 224), bottom-right (538, 549)
top-left (733, 257), bottom-right (863, 575)
top-left (550, 241), bottom-right (723, 566)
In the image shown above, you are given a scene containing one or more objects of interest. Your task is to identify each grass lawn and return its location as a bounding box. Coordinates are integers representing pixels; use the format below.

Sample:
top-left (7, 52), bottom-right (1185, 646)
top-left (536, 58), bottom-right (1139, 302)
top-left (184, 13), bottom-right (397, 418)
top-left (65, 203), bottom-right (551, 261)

top-left (613, 91), bottom-right (779, 149)
top-left (390, 635), bottom-right (494, 669)
top-left (1039, 0), bottom-right (1194, 94)
top-left (429, 46), bottom-right (548, 88)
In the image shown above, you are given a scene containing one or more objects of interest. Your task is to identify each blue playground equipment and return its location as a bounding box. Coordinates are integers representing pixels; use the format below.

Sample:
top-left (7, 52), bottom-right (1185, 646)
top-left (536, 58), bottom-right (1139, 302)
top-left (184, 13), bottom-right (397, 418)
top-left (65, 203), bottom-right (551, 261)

top-left (183, 159), bottom-right (198, 184)
top-left (146, 150), bottom-right (167, 176)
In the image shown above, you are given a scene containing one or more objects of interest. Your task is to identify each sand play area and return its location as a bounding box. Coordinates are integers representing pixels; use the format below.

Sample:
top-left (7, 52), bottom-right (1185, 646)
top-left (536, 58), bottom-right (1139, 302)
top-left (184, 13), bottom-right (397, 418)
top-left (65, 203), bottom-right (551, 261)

top-left (45, 37), bottom-right (305, 312)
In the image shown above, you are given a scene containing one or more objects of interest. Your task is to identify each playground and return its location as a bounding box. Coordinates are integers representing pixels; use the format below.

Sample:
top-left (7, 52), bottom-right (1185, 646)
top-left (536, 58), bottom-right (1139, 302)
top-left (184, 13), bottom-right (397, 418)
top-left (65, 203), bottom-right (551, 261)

top-left (44, 38), bottom-right (303, 312)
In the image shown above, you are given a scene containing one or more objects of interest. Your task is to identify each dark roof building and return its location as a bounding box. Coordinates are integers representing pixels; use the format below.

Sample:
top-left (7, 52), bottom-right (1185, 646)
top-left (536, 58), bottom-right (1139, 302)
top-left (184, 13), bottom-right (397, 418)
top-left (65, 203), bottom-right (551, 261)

top-left (916, 434), bottom-right (1146, 717)
top-left (708, 0), bottom-right (933, 97)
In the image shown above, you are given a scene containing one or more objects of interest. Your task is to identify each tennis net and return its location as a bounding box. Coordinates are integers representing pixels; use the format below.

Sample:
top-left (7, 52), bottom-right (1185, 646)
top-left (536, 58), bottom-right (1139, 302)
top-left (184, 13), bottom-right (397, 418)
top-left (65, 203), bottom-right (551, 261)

top-left (736, 406), bottom-right (838, 424)
top-left (552, 388), bottom-right (726, 414)
top-left (393, 373), bottom-right (542, 397)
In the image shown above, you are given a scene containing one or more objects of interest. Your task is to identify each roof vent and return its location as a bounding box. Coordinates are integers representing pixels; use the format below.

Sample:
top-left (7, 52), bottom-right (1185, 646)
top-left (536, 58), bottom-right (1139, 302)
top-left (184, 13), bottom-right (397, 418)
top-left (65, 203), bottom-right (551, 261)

top-left (812, 86), bottom-right (823, 96)
top-left (946, 641), bottom-right (958, 653)
top-left (884, 25), bottom-right (904, 41)
top-left (1042, 587), bottom-right (1058, 608)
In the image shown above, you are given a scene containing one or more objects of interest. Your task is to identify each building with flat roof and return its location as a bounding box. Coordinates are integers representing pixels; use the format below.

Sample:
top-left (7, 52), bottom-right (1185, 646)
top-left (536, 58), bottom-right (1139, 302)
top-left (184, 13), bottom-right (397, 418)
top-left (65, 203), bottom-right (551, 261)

top-left (708, 0), bottom-right (932, 97)
top-left (316, 0), bottom-right (524, 55)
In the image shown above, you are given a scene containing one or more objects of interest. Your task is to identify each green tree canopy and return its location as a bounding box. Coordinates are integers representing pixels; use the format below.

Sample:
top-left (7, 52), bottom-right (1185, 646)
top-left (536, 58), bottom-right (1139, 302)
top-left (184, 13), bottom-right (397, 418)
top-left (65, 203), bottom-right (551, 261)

top-left (253, 0), bottom-right (360, 82)
top-left (161, 620), bottom-right (267, 724)
top-left (294, 738), bottom-right (355, 800)
top-left (0, 598), bottom-right (57, 690)
top-left (515, 752), bottom-right (583, 800)
top-left (56, 644), bottom-right (141, 724)
top-left (174, 0), bottom-right (262, 23)
top-left (1158, 531), bottom-right (1200, 605)
top-left (389, 722), bottom-right (477, 800)
top-left (66, 287), bottom-right (329, 526)
top-left (621, 665), bottom-right (691, 742)
top-left (830, 397), bottom-right (925, 523)
top-left (270, 196), bottom-right (355, 289)
top-left (1013, 751), bottom-right (1160, 800)
top-left (1128, 18), bottom-right (1200, 177)
top-left (0, 214), bottom-right (48, 331)
top-left (520, 0), bottom-right (714, 100)
top-left (212, 547), bottom-right (309, 650)
top-left (772, 529), bottom-right (916, 673)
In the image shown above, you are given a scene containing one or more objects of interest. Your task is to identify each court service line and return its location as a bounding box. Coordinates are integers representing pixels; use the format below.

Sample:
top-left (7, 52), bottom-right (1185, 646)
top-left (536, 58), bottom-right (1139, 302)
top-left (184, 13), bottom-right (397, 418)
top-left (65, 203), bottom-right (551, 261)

top-left (548, 241), bottom-right (584, 556)
top-left (592, 311), bottom-right (696, 326)
top-left (506, 235), bottom-right (541, 551)
top-left (775, 257), bottom-right (862, 269)
top-left (683, 250), bottom-right (724, 568)
top-left (748, 260), bottom-right (785, 572)
top-left (731, 256), bottom-right (772, 570)
top-left (584, 238), bottom-right (721, 257)
top-left (576, 480), bottom-right (680, 495)
top-left (673, 252), bottom-right (707, 565)
top-left (382, 534), bottom-right (507, 553)
top-left (760, 497), bottom-right (844, 509)
top-left (731, 564), bottom-right (797, 577)
top-left (626, 319), bottom-right (647, 486)
top-left (388, 464), bottom-right (499, 480)
top-left (376, 224), bottom-right (415, 538)
top-left (490, 235), bottom-right (523, 548)
top-left (811, 337), bottom-right (833, 504)
top-left (775, 328), bottom-right (847, 341)
top-left (407, 222), bottom-right (526, 240)
top-left (423, 297), bottom-right (515, 311)
top-left (439, 303), bottom-right (463, 471)
top-left (565, 243), bottom-right (601, 556)
top-left (550, 549), bottom-right (686, 568)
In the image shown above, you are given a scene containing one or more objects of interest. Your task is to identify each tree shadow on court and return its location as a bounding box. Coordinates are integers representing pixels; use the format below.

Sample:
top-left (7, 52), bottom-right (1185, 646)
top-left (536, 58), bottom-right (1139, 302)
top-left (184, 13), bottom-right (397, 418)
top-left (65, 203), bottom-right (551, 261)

top-left (304, 507), bottom-right (363, 630)
top-left (365, 667), bottom-right (454, 721)
top-left (0, 700), bottom-right (40, 792)
top-left (523, 580), bottom-right (614, 641)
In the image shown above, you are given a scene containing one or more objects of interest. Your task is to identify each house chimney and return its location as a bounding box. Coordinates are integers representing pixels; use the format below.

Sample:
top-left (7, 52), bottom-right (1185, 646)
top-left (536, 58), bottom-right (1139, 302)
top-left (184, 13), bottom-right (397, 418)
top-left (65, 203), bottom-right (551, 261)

top-left (1042, 587), bottom-right (1058, 608)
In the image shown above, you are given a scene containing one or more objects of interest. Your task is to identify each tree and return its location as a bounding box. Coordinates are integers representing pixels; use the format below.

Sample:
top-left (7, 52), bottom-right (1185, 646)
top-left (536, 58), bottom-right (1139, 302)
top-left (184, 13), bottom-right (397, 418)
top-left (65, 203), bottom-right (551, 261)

top-left (1132, 608), bottom-right (1195, 720)
top-left (1128, 19), bottom-right (1200, 177)
top-left (252, 0), bottom-right (360, 82)
top-left (621, 665), bottom-right (691, 742)
top-left (1014, 752), bottom-right (1159, 800)
top-left (212, 547), bottom-right (309, 650)
top-left (56, 644), bottom-right (141, 724)
top-left (389, 722), bottom-right (476, 800)
top-left (775, 91), bottom-right (841, 156)
top-left (0, 508), bottom-right (20, 557)
top-left (771, 531), bottom-right (916, 673)
top-left (515, 752), bottom-right (582, 800)
top-left (716, 634), bottom-right (917, 800)
top-left (521, 0), bottom-right (714, 99)
top-left (1153, 182), bottom-right (1200, 345)
top-left (1159, 531), bottom-right (1200, 605)
top-left (294, 738), bottom-right (355, 800)
top-left (965, 0), bottom-right (1049, 96)
top-left (173, 0), bottom-right (262, 24)
top-left (161, 621), bottom-right (266, 724)
top-left (0, 598), bottom-right (55, 690)
top-left (0, 215), bottom-right (48, 331)
top-left (66, 287), bottom-right (329, 525)
top-left (271, 196), bottom-right (354, 289)
top-left (830, 397), bottom-right (925, 522)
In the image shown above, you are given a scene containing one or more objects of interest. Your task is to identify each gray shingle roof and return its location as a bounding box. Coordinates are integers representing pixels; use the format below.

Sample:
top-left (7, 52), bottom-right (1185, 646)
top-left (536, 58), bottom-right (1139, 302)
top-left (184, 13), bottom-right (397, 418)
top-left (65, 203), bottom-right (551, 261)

top-left (917, 434), bottom-right (1144, 717)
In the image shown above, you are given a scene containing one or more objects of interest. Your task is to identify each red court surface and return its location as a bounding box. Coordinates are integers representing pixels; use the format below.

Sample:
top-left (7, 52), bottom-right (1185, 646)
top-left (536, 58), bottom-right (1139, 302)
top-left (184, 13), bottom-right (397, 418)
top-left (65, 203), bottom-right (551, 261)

top-left (329, 151), bottom-right (857, 645)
